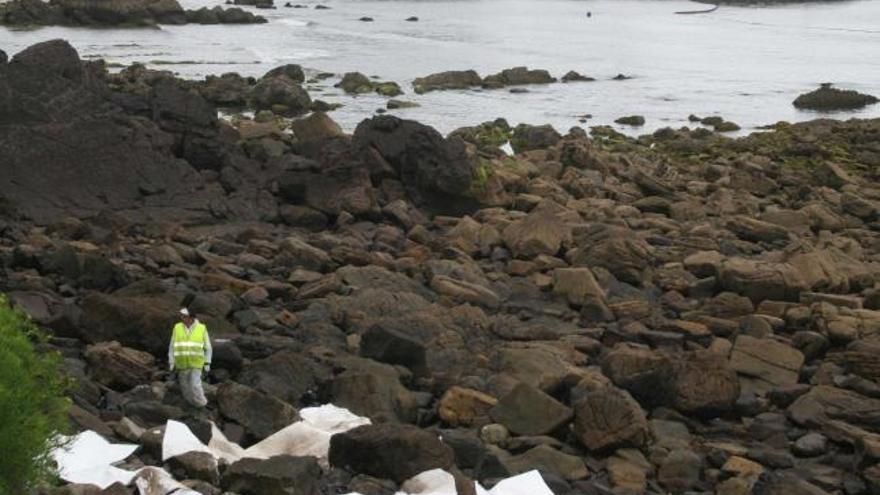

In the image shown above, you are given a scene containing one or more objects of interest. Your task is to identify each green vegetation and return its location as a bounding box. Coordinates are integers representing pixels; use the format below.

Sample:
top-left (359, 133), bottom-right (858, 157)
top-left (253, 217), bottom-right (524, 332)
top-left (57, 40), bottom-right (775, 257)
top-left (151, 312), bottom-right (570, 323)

top-left (450, 119), bottom-right (512, 149)
top-left (0, 295), bottom-right (71, 494)
top-left (471, 159), bottom-right (494, 191)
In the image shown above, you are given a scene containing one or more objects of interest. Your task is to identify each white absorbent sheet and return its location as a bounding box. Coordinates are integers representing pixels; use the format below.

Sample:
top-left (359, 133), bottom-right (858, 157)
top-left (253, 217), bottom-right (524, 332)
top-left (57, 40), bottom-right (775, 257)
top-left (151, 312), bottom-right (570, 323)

top-left (54, 403), bottom-right (553, 495)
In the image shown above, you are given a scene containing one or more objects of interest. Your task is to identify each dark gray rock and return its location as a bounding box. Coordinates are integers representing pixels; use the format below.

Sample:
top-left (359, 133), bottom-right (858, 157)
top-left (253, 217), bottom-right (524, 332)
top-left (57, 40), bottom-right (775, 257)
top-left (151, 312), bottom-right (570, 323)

top-left (489, 383), bottom-right (573, 436)
top-left (328, 423), bottom-right (455, 483)
top-left (217, 382), bottom-right (300, 439)
top-left (222, 455), bottom-right (321, 495)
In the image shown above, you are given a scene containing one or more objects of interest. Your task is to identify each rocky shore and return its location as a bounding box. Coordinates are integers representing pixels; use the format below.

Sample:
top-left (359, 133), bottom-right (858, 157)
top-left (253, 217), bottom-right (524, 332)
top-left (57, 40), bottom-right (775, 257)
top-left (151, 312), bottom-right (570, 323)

top-left (0, 0), bottom-right (266, 26)
top-left (4, 39), bottom-right (880, 495)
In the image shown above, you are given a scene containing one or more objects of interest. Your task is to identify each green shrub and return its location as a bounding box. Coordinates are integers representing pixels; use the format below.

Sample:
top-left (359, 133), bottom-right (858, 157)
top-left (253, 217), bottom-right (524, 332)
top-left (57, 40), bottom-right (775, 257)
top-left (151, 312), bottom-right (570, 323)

top-left (0, 295), bottom-right (71, 493)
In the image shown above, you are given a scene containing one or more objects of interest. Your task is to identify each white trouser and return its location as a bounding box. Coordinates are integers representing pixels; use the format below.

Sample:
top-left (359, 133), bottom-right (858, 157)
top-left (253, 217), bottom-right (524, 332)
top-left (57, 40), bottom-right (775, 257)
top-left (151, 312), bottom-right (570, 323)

top-left (177, 368), bottom-right (207, 408)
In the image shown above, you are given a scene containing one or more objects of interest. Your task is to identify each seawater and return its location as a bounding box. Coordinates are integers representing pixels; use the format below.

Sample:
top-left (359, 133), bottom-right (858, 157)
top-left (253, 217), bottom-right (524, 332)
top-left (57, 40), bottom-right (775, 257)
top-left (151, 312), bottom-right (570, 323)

top-left (2, 0), bottom-right (879, 134)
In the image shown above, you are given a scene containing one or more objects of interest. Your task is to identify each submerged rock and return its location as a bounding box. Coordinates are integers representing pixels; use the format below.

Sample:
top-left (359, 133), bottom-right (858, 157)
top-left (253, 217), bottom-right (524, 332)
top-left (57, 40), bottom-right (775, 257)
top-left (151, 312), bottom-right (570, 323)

top-left (387, 99), bottom-right (420, 109)
top-left (615, 115), bottom-right (646, 126)
top-left (482, 66), bottom-right (556, 88)
top-left (412, 70), bottom-right (483, 94)
top-left (794, 83), bottom-right (878, 111)
top-left (561, 70), bottom-right (595, 82)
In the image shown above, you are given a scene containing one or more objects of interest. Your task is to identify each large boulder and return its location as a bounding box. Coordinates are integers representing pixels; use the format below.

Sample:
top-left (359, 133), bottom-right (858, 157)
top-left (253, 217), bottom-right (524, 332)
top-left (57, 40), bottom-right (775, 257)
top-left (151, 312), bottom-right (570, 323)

top-left (59, 0), bottom-right (188, 25)
top-left (328, 423), bottom-right (455, 483)
top-left (412, 70), bottom-right (482, 94)
top-left (352, 115), bottom-right (478, 214)
top-left (238, 350), bottom-right (329, 405)
top-left (217, 382), bottom-right (300, 439)
top-left (222, 455), bottom-right (321, 495)
top-left (249, 75), bottom-right (311, 116)
top-left (793, 83), bottom-right (878, 111)
top-left (1, 0), bottom-right (188, 26)
top-left (572, 385), bottom-right (648, 451)
top-left (0, 0), bottom-right (66, 25)
top-left (83, 341), bottom-right (155, 391)
top-left (0, 40), bottom-right (222, 224)
top-left (79, 288), bottom-right (180, 354)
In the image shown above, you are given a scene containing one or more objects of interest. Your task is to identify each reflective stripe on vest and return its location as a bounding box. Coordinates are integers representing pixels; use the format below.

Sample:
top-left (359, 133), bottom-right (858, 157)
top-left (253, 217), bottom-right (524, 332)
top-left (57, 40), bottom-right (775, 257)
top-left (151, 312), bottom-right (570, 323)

top-left (173, 322), bottom-right (207, 369)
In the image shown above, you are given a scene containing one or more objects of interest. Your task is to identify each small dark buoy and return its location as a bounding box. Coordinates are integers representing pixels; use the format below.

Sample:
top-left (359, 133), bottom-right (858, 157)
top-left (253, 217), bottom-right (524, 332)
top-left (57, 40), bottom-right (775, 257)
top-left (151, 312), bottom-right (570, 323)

top-left (406, 16), bottom-right (418, 22)
top-left (359, 16), bottom-right (374, 22)
top-left (587, 11), bottom-right (592, 17)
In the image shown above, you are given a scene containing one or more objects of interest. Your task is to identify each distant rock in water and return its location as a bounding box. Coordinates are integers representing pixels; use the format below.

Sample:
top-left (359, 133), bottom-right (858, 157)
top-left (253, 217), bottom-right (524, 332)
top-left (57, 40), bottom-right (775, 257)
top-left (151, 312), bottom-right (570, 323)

top-left (386, 99), bottom-right (420, 109)
top-left (613, 73), bottom-right (633, 80)
top-left (793, 83), bottom-right (878, 111)
top-left (234, 0), bottom-right (272, 7)
top-left (483, 66), bottom-right (556, 88)
top-left (359, 16), bottom-right (374, 22)
top-left (0, 0), bottom-right (187, 26)
top-left (335, 72), bottom-right (402, 96)
top-left (0, 0), bottom-right (266, 26)
top-left (615, 115), bottom-right (646, 126)
top-left (185, 6), bottom-right (267, 24)
top-left (406, 16), bottom-right (418, 21)
top-left (263, 64), bottom-right (305, 83)
top-left (561, 70), bottom-right (595, 82)
top-left (336, 72), bottom-right (374, 94)
top-left (412, 70), bottom-right (483, 94)
top-left (314, 4), bottom-right (330, 9)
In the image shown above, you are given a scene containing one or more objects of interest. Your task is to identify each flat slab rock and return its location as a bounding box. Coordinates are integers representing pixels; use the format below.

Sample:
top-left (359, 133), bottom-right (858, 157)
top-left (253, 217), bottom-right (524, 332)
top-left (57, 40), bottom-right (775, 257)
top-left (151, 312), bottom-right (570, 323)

top-left (489, 382), bottom-right (573, 436)
top-left (730, 335), bottom-right (804, 394)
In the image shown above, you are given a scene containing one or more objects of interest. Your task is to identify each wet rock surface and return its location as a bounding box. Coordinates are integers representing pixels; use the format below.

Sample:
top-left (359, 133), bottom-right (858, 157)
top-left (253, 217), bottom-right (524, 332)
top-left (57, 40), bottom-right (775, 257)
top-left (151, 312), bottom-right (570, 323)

top-left (4, 40), bottom-right (880, 495)
top-left (794, 83), bottom-right (879, 111)
top-left (0, 0), bottom-right (266, 26)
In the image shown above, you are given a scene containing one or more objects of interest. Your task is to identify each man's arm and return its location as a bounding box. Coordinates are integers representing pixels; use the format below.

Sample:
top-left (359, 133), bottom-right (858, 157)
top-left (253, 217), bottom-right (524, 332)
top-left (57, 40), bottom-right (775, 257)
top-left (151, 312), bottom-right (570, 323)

top-left (203, 327), bottom-right (213, 370)
top-left (168, 332), bottom-right (175, 371)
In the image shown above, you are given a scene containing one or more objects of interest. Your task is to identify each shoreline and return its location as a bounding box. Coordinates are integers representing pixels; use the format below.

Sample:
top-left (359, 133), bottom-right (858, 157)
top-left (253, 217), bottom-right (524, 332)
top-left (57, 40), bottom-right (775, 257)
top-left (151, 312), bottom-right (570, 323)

top-left (3, 18), bottom-right (880, 495)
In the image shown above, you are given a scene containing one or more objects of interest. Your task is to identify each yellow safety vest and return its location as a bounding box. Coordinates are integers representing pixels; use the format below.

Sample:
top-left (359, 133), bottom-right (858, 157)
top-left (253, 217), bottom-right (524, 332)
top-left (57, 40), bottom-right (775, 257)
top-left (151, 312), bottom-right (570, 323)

top-left (172, 322), bottom-right (208, 370)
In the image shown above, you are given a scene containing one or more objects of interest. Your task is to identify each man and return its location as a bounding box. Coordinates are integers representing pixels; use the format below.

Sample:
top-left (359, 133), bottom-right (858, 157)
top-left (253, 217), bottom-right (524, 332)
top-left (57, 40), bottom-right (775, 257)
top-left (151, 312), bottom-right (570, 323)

top-left (168, 308), bottom-right (212, 408)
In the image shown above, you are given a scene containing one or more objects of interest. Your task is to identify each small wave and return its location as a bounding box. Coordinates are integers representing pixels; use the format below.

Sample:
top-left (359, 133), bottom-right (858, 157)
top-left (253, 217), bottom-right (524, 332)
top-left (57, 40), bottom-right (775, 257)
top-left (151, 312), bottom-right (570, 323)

top-left (279, 18), bottom-right (309, 27)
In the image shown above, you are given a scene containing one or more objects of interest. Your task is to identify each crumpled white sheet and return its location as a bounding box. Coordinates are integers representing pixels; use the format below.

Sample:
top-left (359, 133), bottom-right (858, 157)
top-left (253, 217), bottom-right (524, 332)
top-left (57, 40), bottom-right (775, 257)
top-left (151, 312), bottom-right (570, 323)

top-left (52, 430), bottom-right (140, 488)
top-left (477, 470), bottom-right (554, 495)
top-left (52, 431), bottom-right (197, 495)
top-left (161, 403), bottom-right (371, 464)
top-left (54, 403), bottom-right (553, 495)
top-left (341, 468), bottom-right (554, 495)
